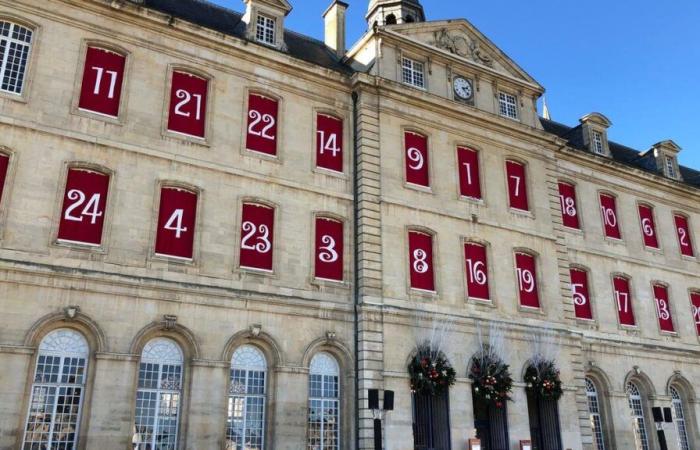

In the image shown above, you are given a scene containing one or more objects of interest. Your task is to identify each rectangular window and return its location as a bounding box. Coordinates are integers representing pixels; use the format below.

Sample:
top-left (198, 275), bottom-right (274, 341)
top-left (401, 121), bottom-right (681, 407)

top-left (155, 187), bottom-right (198, 260)
top-left (464, 242), bottom-right (489, 301)
top-left (690, 292), bottom-right (700, 336)
top-left (167, 71), bottom-right (208, 138)
top-left (665, 156), bottom-right (676, 178)
top-left (401, 57), bottom-right (425, 89)
top-left (256, 14), bottom-right (276, 45)
top-left (78, 46), bottom-right (126, 117)
top-left (239, 203), bottom-right (274, 271)
top-left (515, 252), bottom-right (539, 308)
top-left (404, 132), bottom-right (430, 187)
top-left (592, 131), bottom-right (605, 155)
top-left (314, 217), bottom-right (344, 282)
top-left (316, 114), bottom-right (343, 173)
top-left (0, 153), bottom-right (9, 206)
top-left (558, 182), bottom-right (580, 229)
top-left (653, 284), bottom-right (674, 333)
top-left (506, 160), bottom-right (528, 211)
top-left (57, 168), bottom-right (109, 246)
top-left (599, 193), bottom-right (621, 239)
top-left (638, 204), bottom-right (659, 249)
top-left (457, 147), bottom-right (481, 200)
top-left (408, 231), bottom-right (434, 292)
top-left (498, 92), bottom-right (518, 119)
top-left (674, 214), bottom-right (695, 257)
top-left (0, 21), bottom-right (33, 95)
top-left (613, 276), bottom-right (635, 326)
top-left (246, 93), bottom-right (279, 156)
top-left (570, 268), bottom-right (593, 320)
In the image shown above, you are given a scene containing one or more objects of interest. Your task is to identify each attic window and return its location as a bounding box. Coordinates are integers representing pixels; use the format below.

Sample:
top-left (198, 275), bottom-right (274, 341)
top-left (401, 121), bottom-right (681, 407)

top-left (256, 14), bottom-right (276, 46)
top-left (498, 92), bottom-right (518, 120)
top-left (402, 57), bottom-right (425, 89)
top-left (592, 131), bottom-right (605, 155)
top-left (665, 156), bottom-right (677, 178)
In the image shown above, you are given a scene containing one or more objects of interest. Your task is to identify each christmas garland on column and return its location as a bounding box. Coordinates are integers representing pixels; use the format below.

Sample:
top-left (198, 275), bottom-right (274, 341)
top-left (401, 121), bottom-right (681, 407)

top-left (408, 344), bottom-right (456, 396)
top-left (525, 359), bottom-right (563, 400)
top-left (468, 355), bottom-right (513, 409)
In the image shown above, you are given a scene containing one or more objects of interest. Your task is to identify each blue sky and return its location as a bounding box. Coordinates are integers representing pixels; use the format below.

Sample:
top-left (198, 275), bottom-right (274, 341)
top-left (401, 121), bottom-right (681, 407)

top-left (213, 0), bottom-right (700, 169)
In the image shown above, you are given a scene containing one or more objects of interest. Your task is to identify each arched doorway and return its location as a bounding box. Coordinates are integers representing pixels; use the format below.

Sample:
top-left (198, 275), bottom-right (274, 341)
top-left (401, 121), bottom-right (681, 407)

top-left (524, 362), bottom-right (563, 450)
top-left (468, 351), bottom-right (512, 450)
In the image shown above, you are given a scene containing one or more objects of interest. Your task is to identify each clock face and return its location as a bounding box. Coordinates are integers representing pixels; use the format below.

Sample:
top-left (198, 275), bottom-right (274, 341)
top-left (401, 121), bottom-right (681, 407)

top-left (454, 77), bottom-right (473, 100)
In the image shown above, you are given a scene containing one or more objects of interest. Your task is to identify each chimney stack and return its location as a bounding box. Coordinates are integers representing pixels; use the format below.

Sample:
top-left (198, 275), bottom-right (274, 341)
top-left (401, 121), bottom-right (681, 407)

top-left (323, 1), bottom-right (349, 57)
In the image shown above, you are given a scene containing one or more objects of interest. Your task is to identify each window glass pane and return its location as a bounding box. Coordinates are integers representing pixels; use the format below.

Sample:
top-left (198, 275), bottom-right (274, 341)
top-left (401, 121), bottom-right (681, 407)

top-left (227, 346), bottom-right (266, 450)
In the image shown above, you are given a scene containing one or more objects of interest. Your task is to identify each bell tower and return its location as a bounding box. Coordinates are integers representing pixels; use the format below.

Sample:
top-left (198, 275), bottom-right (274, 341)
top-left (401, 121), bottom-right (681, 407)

top-left (366, 0), bottom-right (425, 27)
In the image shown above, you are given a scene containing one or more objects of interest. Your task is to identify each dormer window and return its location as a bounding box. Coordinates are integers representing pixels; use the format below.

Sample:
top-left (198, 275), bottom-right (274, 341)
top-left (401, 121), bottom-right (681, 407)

top-left (498, 92), bottom-right (518, 120)
top-left (665, 156), bottom-right (676, 179)
top-left (256, 14), bottom-right (276, 45)
top-left (593, 131), bottom-right (605, 155)
top-left (401, 57), bottom-right (425, 89)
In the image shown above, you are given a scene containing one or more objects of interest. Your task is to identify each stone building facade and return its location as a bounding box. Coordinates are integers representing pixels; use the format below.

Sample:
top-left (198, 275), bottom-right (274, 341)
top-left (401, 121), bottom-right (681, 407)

top-left (0, 0), bottom-right (698, 449)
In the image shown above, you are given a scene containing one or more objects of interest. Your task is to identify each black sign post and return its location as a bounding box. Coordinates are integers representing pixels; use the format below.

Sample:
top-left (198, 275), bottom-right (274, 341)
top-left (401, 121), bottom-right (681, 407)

top-left (369, 389), bottom-right (394, 450)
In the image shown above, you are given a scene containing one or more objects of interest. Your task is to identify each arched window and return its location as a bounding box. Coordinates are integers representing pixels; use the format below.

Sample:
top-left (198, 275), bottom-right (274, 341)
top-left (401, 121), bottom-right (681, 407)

top-left (227, 345), bottom-right (267, 450)
top-left (585, 378), bottom-right (606, 450)
top-left (22, 329), bottom-right (89, 449)
top-left (670, 386), bottom-right (690, 450)
top-left (385, 14), bottom-right (397, 25)
top-left (0, 20), bottom-right (34, 95)
top-left (626, 382), bottom-right (650, 450)
top-left (133, 338), bottom-right (183, 450)
top-left (308, 352), bottom-right (340, 450)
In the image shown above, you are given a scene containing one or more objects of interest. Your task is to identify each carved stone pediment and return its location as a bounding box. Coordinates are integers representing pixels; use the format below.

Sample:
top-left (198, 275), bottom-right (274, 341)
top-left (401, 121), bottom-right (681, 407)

top-left (431, 28), bottom-right (493, 68)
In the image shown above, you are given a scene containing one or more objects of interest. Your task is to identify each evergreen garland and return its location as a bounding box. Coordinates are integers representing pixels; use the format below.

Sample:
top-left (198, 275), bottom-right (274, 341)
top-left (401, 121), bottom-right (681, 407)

top-left (525, 360), bottom-right (563, 400)
top-left (408, 345), bottom-right (456, 396)
top-left (468, 356), bottom-right (513, 409)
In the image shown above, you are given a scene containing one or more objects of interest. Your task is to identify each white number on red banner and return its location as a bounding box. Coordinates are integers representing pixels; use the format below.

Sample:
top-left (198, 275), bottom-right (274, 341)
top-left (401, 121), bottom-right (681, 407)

top-left (405, 132), bottom-right (430, 188)
top-left (58, 168), bottom-right (109, 246)
top-left (409, 231), bottom-right (434, 291)
top-left (515, 252), bottom-right (539, 308)
top-left (315, 217), bottom-right (344, 281)
top-left (638, 204), bottom-right (659, 248)
top-left (457, 147), bottom-right (482, 200)
top-left (570, 268), bottom-right (593, 320)
top-left (239, 203), bottom-right (274, 271)
top-left (464, 242), bottom-right (489, 300)
top-left (558, 182), bottom-right (580, 229)
top-left (506, 160), bottom-right (528, 211)
top-left (316, 114), bottom-right (343, 173)
top-left (613, 276), bottom-right (635, 326)
top-left (599, 193), bottom-right (621, 239)
top-left (167, 71), bottom-right (208, 138)
top-left (155, 187), bottom-right (197, 259)
top-left (246, 93), bottom-right (278, 156)
top-left (78, 47), bottom-right (126, 117)
top-left (690, 292), bottom-right (700, 336)
top-left (675, 214), bottom-right (695, 257)
top-left (653, 284), bottom-right (674, 332)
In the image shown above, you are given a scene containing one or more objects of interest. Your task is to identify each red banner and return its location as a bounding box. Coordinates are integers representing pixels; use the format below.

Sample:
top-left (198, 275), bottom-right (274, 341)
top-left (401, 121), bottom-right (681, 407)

top-left (316, 114), bottom-right (343, 173)
top-left (638, 204), bottom-right (659, 248)
top-left (239, 203), bottom-right (275, 271)
top-left (246, 93), bottom-right (278, 156)
top-left (599, 194), bottom-right (621, 239)
top-left (558, 182), bottom-right (580, 229)
top-left (155, 187), bottom-right (197, 259)
top-left (613, 277), bottom-right (635, 326)
top-left (78, 46), bottom-right (126, 117)
top-left (653, 284), bottom-right (674, 333)
top-left (314, 217), bottom-right (344, 281)
top-left (515, 252), bottom-right (539, 308)
top-left (167, 71), bottom-right (208, 138)
top-left (570, 268), bottom-right (593, 320)
top-left (58, 168), bottom-right (109, 246)
top-left (457, 147), bottom-right (481, 200)
top-left (464, 242), bottom-right (489, 300)
top-left (506, 161), bottom-right (528, 211)
top-left (675, 215), bottom-right (695, 257)
top-left (405, 132), bottom-right (430, 187)
top-left (409, 231), bottom-right (434, 291)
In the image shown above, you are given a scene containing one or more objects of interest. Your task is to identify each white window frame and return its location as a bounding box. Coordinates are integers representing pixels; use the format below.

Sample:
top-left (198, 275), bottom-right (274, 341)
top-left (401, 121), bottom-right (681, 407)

top-left (22, 329), bottom-right (89, 449)
top-left (308, 352), bottom-right (340, 450)
top-left (498, 92), bottom-right (519, 120)
top-left (133, 338), bottom-right (183, 450)
top-left (585, 378), bottom-right (607, 450)
top-left (626, 382), bottom-right (650, 450)
top-left (227, 345), bottom-right (267, 450)
top-left (401, 56), bottom-right (426, 89)
top-left (593, 131), bottom-right (605, 155)
top-left (0, 20), bottom-right (33, 95)
top-left (255, 14), bottom-right (276, 46)
top-left (670, 387), bottom-right (690, 450)
top-left (665, 156), bottom-right (677, 179)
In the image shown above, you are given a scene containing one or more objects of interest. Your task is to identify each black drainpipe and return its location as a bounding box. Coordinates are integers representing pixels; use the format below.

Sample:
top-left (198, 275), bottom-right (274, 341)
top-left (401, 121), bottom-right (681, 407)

top-left (352, 90), bottom-right (360, 450)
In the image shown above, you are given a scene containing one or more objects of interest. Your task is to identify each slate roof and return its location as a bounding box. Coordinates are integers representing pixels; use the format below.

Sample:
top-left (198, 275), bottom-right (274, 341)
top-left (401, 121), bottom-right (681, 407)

top-left (540, 118), bottom-right (700, 189)
top-left (141, 0), bottom-right (353, 74)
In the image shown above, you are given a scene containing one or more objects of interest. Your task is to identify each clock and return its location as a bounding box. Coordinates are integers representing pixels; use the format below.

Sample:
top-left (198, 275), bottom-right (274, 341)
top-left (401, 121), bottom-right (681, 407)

top-left (453, 76), bottom-right (474, 101)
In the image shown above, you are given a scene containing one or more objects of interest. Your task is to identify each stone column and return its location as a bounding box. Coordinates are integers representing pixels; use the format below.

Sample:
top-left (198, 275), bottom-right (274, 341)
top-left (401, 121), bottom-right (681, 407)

top-left (0, 348), bottom-right (33, 449)
top-left (271, 366), bottom-right (309, 450)
top-left (507, 386), bottom-right (531, 447)
top-left (450, 378), bottom-right (474, 449)
top-left (84, 353), bottom-right (138, 450)
top-left (184, 360), bottom-right (229, 448)
top-left (608, 391), bottom-right (639, 450)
